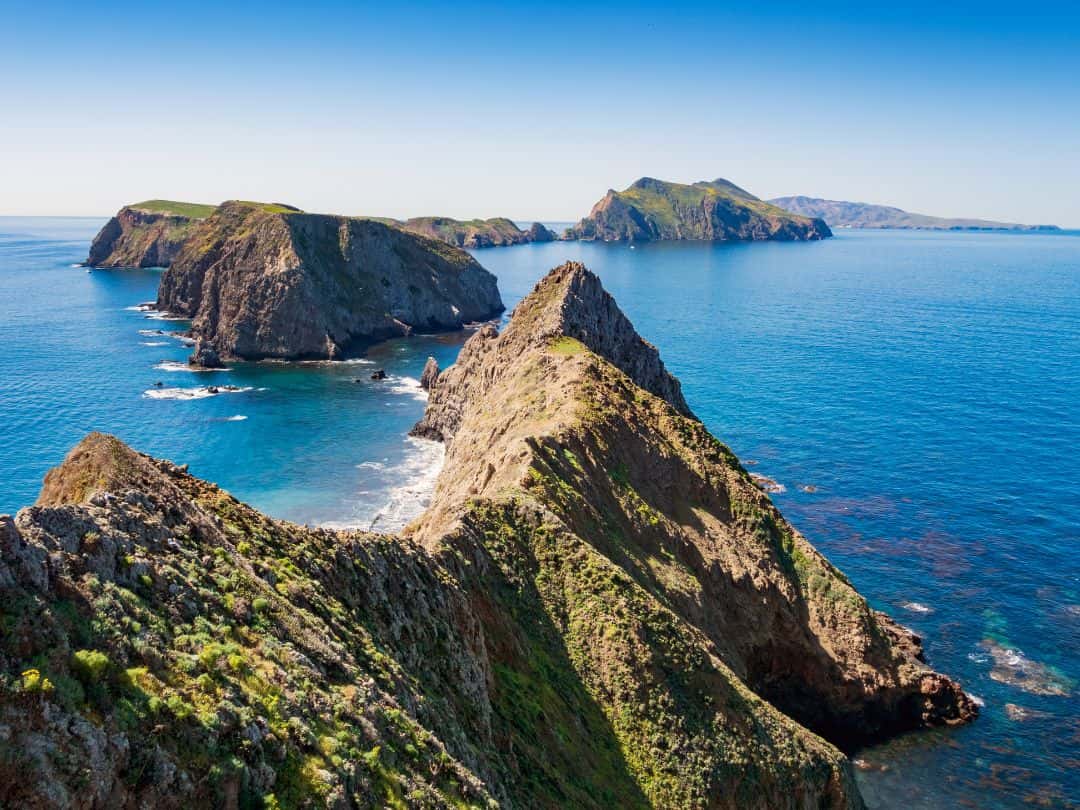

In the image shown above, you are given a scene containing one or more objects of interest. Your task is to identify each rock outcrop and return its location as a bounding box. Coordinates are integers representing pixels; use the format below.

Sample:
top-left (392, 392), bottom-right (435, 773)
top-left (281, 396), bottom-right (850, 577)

top-left (156, 201), bottom-right (504, 363)
top-left (376, 217), bottom-right (553, 248)
top-left (567, 178), bottom-right (832, 242)
top-left (420, 356), bottom-right (440, 391)
top-left (86, 201), bottom-right (217, 268)
top-left (768, 196), bottom-right (1061, 231)
top-left (0, 264), bottom-right (975, 808)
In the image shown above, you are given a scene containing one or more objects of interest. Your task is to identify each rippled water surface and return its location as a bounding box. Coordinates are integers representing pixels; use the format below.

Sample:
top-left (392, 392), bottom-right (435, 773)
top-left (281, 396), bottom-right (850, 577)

top-left (1, 218), bottom-right (1077, 807)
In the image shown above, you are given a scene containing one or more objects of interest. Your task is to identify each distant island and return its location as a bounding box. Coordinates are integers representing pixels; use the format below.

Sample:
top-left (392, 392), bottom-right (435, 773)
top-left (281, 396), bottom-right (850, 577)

top-left (769, 196), bottom-right (1060, 231)
top-left (370, 216), bottom-right (555, 248)
top-left (87, 200), bottom-right (220, 268)
top-left (567, 177), bottom-right (831, 242)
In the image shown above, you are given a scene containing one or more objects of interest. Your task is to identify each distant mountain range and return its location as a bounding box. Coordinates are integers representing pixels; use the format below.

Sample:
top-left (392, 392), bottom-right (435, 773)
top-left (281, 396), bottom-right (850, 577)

top-left (768, 196), bottom-right (1059, 232)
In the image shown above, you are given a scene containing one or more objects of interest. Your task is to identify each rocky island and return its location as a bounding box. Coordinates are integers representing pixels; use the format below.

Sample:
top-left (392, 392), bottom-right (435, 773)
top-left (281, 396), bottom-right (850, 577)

top-left (374, 216), bottom-right (556, 248)
top-left (154, 201), bottom-right (503, 363)
top-left (86, 200), bottom-right (219, 268)
top-left (0, 262), bottom-right (974, 809)
top-left (768, 196), bottom-right (1061, 231)
top-left (567, 178), bottom-right (832, 242)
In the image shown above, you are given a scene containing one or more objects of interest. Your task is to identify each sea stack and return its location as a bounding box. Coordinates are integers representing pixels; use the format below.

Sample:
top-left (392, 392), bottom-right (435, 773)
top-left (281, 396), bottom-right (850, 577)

top-left (156, 201), bottom-right (503, 363)
top-left (567, 177), bottom-right (832, 242)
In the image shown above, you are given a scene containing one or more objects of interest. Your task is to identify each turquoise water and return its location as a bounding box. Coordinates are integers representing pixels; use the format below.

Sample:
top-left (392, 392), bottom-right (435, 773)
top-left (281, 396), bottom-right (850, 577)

top-left (1, 217), bottom-right (1078, 807)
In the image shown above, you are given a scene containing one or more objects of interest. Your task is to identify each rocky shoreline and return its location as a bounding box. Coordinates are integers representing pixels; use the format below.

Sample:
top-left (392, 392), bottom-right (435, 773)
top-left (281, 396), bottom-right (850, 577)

top-left (0, 262), bottom-right (976, 808)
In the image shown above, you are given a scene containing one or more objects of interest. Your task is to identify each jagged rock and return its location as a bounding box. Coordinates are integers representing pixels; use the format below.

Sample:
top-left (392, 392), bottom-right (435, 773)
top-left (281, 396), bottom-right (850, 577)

top-left (86, 201), bottom-right (215, 268)
top-left (0, 266), bottom-right (976, 809)
top-left (187, 340), bottom-right (224, 369)
top-left (156, 201), bottom-right (503, 362)
top-left (370, 369), bottom-right (387, 381)
top-left (525, 222), bottom-right (555, 242)
top-left (567, 177), bottom-right (832, 242)
top-left (420, 357), bottom-right (440, 391)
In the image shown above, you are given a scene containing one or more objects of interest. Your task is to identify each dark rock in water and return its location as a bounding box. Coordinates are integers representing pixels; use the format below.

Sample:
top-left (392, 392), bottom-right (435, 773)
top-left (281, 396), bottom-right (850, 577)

top-left (153, 381), bottom-right (163, 387)
top-left (188, 340), bottom-right (224, 369)
top-left (370, 369), bottom-right (387, 381)
top-left (567, 177), bottom-right (831, 242)
top-left (206, 386), bottom-right (219, 394)
top-left (420, 356), bottom-right (440, 391)
top-left (157, 201), bottom-right (504, 362)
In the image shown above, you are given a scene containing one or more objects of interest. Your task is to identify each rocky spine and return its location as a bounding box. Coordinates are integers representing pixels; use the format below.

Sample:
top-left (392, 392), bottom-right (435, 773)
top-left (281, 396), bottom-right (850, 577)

top-left (0, 263), bottom-right (975, 809)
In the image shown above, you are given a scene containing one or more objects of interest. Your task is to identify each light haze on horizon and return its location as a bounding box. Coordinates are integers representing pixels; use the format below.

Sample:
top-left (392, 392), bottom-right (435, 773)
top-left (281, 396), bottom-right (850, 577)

top-left (2, 1), bottom-right (1078, 226)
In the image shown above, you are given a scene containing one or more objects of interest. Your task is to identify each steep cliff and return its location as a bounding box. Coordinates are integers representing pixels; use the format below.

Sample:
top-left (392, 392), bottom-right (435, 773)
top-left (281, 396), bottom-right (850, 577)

top-left (157, 201), bottom-right (504, 362)
top-left (86, 201), bottom-right (217, 268)
top-left (0, 264), bottom-right (975, 809)
top-left (567, 178), bottom-right (832, 242)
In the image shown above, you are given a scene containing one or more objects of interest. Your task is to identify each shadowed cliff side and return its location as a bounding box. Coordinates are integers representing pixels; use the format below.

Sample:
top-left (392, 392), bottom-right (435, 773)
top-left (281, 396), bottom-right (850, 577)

top-left (411, 262), bottom-right (976, 761)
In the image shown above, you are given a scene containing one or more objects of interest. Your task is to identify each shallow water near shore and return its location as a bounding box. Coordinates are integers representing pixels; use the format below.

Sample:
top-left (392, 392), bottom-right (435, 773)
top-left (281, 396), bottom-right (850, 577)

top-left (1, 217), bottom-right (1078, 807)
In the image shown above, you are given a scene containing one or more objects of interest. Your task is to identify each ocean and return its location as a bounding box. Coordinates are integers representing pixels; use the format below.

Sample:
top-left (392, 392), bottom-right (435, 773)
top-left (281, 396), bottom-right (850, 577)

top-left (0, 217), bottom-right (1077, 808)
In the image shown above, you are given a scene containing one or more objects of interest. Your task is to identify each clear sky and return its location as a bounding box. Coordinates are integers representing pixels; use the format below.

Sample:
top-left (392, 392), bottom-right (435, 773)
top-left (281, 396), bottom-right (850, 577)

top-left (2, 1), bottom-right (1078, 225)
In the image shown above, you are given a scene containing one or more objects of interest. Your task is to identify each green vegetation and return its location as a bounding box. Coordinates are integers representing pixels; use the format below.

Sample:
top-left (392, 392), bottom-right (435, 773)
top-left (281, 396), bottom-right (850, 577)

top-left (129, 199), bottom-right (218, 219)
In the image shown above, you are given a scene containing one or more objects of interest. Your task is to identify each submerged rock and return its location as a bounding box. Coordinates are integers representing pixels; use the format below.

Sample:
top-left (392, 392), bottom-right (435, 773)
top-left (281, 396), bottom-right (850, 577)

top-left (156, 201), bottom-right (504, 362)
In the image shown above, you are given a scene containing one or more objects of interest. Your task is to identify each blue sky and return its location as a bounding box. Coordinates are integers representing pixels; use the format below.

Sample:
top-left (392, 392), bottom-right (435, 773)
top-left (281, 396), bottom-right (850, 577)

top-left (2, 1), bottom-right (1078, 224)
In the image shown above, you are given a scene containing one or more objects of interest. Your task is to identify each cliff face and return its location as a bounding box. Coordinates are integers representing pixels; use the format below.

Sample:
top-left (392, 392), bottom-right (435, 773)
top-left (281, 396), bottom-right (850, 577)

top-left (568, 178), bottom-right (832, 242)
top-left (157, 202), bottom-right (504, 362)
top-left (0, 263), bottom-right (975, 809)
top-left (86, 201), bottom-right (217, 268)
top-left (768, 196), bottom-right (1061, 231)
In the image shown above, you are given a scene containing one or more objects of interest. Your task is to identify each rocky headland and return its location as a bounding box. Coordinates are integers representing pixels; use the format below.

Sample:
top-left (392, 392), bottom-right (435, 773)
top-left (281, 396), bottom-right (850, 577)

top-left (375, 217), bottom-right (556, 248)
top-left (155, 201), bottom-right (503, 363)
top-left (768, 196), bottom-right (1061, 231)
top-left (567, 178), bottom-right (832, 242)
top-left (86, 200), bottom-right (219, 268)
top-left (0, 262), bottom-right (975, 808)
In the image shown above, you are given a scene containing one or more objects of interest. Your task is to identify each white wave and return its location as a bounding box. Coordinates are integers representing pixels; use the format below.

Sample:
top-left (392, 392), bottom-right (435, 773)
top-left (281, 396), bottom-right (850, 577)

top-left (386, 375), bottom-right (428, 402)
top-left (970, 694), bottom-right (986, 707)
top-left (125, 302), bottom-right (158, 312)
top-left (154, 361), bottom-right (229, 373)
top-left (141, 341), bottom-right (169, 347)
top-left (224, 415), bottom-right (248, 421)
top-left (143, 385), bottom-right (253, 400)
top-left (143, 310), bottom-right (188, 321)
top-left (900, 601), bottom-right (934, 614)
top-left (327, 436), bottom-right (445, 533)
top-left (357, 460), bottom-right (386, 470)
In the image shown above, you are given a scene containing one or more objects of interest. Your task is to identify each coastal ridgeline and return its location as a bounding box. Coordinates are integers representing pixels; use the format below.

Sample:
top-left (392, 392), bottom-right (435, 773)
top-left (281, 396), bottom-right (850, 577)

top-left (156, 201), bottom-right (503, 362)
top-left (0, 262), bottom-right (975, 809)
top-left (567, 178), bottom-right (832, 242)
top-left (768, 196), bottom-right (1061, 231)
top-left (86, 200), bottom-right (218, 268)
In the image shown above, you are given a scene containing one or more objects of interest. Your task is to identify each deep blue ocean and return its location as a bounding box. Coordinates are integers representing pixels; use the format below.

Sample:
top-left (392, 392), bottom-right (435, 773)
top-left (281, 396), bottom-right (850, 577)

top-left (1, 217), bottom-right (1077, 808)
